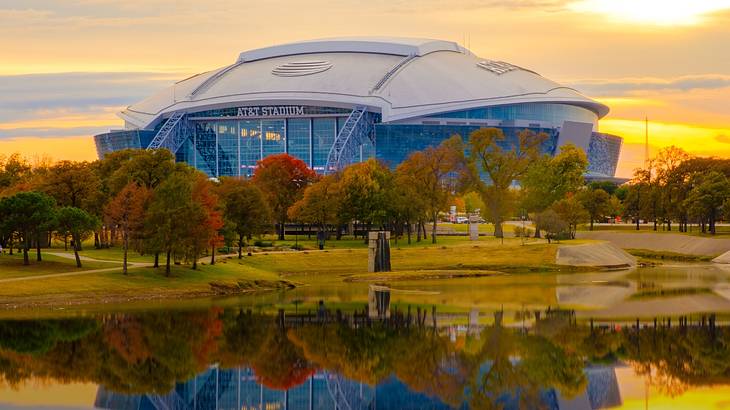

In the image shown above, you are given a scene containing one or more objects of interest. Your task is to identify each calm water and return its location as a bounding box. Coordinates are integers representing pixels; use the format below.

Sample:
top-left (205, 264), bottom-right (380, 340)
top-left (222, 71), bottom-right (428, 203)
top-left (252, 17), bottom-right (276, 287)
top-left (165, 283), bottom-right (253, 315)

top-left (2, 264), bottom-right (730, 409)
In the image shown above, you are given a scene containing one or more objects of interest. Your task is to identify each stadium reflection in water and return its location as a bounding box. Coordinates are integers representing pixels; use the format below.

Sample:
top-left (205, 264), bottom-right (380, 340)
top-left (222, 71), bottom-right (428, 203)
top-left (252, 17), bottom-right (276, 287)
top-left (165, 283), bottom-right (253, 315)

top-left (0, 307), bottom-right (728, 409)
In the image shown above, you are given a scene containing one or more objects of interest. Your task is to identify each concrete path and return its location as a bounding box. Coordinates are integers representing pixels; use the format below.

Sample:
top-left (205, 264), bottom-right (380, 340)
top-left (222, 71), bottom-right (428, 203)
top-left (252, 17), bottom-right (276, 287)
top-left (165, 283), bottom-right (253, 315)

top-left (576, 231), bottom-right (730, 256)
top-left (0, 253), bottom-right (151, 284)
top-left (556, 242), bottom-right (637, 267)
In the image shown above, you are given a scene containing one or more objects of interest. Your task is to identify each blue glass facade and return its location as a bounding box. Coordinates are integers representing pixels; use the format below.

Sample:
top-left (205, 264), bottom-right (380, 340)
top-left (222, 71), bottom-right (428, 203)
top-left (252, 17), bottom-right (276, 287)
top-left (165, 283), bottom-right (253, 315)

top-left (94, 103), bottom-right (620, 178)
top-left (374, 124), bottom-right (558, 168)
top-left (427, 103), bottom-right (598, 128)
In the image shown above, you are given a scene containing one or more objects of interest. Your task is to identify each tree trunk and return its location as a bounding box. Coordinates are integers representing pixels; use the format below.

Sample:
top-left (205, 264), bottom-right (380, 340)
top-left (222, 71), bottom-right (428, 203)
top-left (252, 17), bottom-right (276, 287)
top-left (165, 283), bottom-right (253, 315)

top-left (635, 216), bottom-right (640, 230)
top-left (406, 222), bottom-right (412, 244)
top-left (22, 241), bottom-right (29, 266)
top-left (431, 213), bottom-right (438, 244)
top-left (165, 250), bottom-right (171, 276)
top-left (210, 245), bottom-right (216, 265)
top-left (653, 219), bottom-right (657, 231)
top-left (122, 230), bottom-right (128, 275)
top-left (421, 221), bottom-right (428, 240)
top-left (73, 234), bottom-right (82, 268)
top-left (64, 235), bottom-right (68, 251)
top-left (36, 232), bottom-right (42, 262)
top-left (94, 231), bottom-right (100, 249)
top-left (278, 213), bottom-right (286, 240)
top-left (238, 235), bottom-right (243, 259)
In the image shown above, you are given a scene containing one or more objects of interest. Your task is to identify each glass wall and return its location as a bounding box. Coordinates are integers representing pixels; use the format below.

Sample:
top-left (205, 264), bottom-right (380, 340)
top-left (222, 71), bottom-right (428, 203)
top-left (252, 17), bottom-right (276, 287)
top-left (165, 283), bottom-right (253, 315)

top-left (262, 119), bottom-right (286, 159)
top-left (287, 118), bottom-right (311, 166)
top-left (194, 122), bottom-right (217, 176)
top-left (239, 120), bottom-right (261, 177)
top-left (426, 103), bottom-right (598, 128)
top-left (217, 121), bottom-right (238, 177)
top-left (312, 118), bottom-right (336, 170)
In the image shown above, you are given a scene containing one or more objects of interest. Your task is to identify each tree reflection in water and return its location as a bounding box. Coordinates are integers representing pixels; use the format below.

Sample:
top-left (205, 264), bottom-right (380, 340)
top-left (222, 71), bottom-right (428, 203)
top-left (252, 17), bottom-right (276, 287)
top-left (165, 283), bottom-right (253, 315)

top-left (0, 308), bottom-right (728, 409)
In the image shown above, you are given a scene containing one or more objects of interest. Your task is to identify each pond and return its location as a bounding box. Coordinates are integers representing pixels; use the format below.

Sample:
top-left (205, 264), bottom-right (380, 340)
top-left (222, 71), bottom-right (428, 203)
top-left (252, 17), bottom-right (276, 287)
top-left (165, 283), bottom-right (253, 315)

top-left (1, 263), bottom-right (730, 409)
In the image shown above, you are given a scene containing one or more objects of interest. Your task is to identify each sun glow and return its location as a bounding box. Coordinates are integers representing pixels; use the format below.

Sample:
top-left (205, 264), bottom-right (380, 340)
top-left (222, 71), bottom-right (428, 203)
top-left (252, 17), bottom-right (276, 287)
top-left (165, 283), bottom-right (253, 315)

top-left (571, 0), bottom-right (730, 26)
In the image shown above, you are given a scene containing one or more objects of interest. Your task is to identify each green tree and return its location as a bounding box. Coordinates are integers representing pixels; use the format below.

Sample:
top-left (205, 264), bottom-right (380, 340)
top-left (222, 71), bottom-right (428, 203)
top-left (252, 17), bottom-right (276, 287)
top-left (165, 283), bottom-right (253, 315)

top-left (578, 188), bottom-right (611, 230)
top-left (534, 209), bottom-right (569, 243)
top-left (468, 128), bottom-right (546, 237)
top-left (144, 170), bottom-right (200, 275)
top-left (56, 207), bottom-right (100, 268)
top-left (338, 159), bottom-right (395, 239)
top-left (521, 144), bottom-right (588, 236)
top-left (684, 171), bottom-right (730, 234)
top-left (219, 178), bottom-right (271, 259)
top-left (552, 195), bottom-right (588, 239)
top-left (0, 191), bottom-right (56, 265)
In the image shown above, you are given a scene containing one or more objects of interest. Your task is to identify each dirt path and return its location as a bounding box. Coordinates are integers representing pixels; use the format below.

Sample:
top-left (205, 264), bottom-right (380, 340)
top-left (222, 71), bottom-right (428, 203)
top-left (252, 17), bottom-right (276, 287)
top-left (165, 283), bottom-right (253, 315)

top-left (576, 231), bottom-right (730, 256)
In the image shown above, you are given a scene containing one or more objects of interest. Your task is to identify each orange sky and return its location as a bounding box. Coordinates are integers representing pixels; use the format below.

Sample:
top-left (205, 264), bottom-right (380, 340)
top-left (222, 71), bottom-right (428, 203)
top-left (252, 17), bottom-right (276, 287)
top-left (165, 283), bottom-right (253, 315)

top-left (1, 0), bottom-right (729, 178)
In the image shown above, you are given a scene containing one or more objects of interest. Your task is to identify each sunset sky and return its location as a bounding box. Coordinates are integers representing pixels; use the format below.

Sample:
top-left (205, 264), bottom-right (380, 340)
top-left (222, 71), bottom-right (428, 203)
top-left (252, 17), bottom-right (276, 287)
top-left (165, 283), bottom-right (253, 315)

top-left (1, 0), bottom-right (729, 177)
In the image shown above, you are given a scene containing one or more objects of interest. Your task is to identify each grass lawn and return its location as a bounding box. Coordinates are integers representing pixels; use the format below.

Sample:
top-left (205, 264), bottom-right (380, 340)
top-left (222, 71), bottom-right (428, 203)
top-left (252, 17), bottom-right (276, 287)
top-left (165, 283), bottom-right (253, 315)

top-left (0, 252), bottom-right (120, 279)
top-left (0, 234), bottom-right (582, 309)
top-left (579, 223), bottom-right (730, 238)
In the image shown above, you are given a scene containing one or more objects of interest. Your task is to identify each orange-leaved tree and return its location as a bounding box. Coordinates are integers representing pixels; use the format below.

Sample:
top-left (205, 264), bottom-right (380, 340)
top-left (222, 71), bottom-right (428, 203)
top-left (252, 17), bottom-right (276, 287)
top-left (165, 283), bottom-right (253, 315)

top-left (104, 182), bottom-right (150, 274)
top-left (253, 154), bottom-right (316, 240)
top-left (190, 174), bottom-right (224, 267)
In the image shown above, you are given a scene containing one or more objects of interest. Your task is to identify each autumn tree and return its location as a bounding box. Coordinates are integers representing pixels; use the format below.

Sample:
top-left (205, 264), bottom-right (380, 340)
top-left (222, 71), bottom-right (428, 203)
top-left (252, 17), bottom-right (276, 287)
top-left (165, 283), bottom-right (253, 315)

top-left (218, 178), bottom-right (271, 258)
top-left (0, 191), bottom-right (56, 265)
top-left (104, 183), bottom-right (150, 274)
top-left (468, 128), bottom-right (546, 238)
top-left (396, 135), bottom-right (466, 243)
top-left (0, 153), bottom-right (33, 194)
top-left (189, 175), bottom-right (224, 267)
top-left (56, 207), bottom-right (100, 268)
top-left (288, 174), bottom-right (339, 239)
top-left (253, 154), bottom-right (316, 240)
top-left (338, 159), bottom-right (395, 239)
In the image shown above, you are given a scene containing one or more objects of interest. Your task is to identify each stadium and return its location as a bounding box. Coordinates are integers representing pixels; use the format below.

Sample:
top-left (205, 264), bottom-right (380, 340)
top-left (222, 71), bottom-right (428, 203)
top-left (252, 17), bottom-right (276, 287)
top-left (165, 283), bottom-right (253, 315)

top-left (94, 37), bottom-right (622, 178)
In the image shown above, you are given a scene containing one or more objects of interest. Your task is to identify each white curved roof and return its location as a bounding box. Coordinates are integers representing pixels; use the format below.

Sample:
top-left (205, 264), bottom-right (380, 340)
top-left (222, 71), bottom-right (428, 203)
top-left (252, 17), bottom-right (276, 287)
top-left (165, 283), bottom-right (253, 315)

top-left (120, 37), bottom-right (608, 129)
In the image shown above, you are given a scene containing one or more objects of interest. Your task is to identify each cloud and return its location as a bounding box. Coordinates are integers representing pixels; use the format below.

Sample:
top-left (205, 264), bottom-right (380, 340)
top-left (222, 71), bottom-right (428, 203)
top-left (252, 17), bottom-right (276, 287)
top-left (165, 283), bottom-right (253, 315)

top-left (0, 72), bottom-right (177, 125)
top-left (715, 134), bottom-right (730, 144)
top-left (569, 74), bottom-right (730, 96)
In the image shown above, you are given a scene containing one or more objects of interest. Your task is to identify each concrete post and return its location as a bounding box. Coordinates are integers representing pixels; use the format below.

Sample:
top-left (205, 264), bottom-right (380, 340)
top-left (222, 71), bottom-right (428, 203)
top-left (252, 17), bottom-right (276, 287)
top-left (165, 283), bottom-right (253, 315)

top-left (368, 231), bottom-right (391, 272)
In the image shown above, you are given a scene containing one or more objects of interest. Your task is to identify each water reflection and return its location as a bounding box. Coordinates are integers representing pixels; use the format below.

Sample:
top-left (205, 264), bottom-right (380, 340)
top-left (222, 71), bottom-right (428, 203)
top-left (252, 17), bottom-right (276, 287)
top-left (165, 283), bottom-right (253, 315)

top-left (0, 307), bottom-right (729, 409)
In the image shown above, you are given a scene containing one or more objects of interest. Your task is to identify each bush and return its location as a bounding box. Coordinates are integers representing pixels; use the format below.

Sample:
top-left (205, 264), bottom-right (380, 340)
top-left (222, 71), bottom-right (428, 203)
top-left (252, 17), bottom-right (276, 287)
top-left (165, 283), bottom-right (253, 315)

top-left (513, 226), bottom-right (534, 238)
top-left (253, 240), bottom-right (273, 247)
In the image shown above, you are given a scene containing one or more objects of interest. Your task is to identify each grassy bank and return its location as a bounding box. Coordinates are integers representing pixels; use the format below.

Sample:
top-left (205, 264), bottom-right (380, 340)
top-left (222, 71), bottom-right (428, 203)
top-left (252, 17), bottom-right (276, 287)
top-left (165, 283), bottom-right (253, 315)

top-left (0, 235), bottom-right (574, 309)
top-left (626, 248), bottom-right (716, 262)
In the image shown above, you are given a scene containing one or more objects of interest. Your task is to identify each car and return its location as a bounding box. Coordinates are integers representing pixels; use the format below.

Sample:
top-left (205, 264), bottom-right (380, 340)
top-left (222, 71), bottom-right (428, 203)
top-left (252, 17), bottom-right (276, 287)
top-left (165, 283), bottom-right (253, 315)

top-left (455, 216), bottom-right (469, 224)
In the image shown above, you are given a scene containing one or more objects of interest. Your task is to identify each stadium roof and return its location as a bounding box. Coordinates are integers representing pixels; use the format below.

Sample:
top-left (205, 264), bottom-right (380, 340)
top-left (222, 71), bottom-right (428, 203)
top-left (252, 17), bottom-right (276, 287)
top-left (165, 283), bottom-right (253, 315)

top-left (120, 37), bottom-right (609, 129)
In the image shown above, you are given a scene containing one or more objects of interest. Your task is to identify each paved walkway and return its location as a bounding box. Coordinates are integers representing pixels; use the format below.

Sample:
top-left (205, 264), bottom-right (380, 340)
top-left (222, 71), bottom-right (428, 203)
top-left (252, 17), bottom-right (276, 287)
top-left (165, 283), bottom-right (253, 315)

top-left (0, 253), bottom-right (151, 284)
top-left (576, 231), bottom-right (730, 256)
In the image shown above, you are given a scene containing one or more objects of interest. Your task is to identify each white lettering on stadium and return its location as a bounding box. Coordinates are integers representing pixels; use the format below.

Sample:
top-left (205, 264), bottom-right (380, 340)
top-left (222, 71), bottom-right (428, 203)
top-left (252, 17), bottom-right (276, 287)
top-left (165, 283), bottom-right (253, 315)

top-left (237, 106), bottom-right (305, 117)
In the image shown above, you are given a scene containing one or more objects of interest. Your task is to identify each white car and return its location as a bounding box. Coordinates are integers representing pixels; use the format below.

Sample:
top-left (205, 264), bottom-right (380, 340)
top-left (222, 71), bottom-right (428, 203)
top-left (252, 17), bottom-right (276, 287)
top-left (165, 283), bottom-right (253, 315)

top-left (455, 216), bottom-right (469, 224)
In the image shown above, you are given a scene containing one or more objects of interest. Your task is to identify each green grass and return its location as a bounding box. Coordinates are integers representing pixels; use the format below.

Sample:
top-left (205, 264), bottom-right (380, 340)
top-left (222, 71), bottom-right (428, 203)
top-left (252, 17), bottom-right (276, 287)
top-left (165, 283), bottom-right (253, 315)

top-left (0, 234), bottom-right (592, 309)
top-left (579, 224), bottom-right (730, 237)
top-left (626, 249), bottom-right (716, 262)
top-left (0, 252), bottom-right (120, 279)
top-left (628, 287), bottom-right (713, 300)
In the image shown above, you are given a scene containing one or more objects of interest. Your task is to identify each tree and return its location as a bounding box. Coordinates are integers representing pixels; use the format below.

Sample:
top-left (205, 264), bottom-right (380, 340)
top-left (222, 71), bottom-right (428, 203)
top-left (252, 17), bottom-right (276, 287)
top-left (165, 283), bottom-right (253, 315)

top-left (253, 154), bottom-right (316, 240)
top-left (219, 179), bottom-right (271, 258)
top-left (0, 153), bottom-right (33, 193)
top-left (521, 144), bottom-right (588, 236)
top-left (42, 161), bottom-right (101, 210)
top-left (0, 191), bottom-right (56, 265)
top-left (145, 170), bottom-right (200, 276)
top-left (578, 188), bottom-right (610, 230)
top-left (104, 183), bottom-right (150, 274)
top-left (396, 135), bottom-right (466, 243)
top-left (288, 175), bottom-right (339, 240)
top-left (56, 207), bottom-right (100, 268)
top-left (468, 128), bottom-right (546, 237)
top-left (534, 210), bottom-right (568, 243)
top-left (684, 171), bottom-right (730, 234)
top-left (338, 159), bottom-right (395, 240)
top-left (189, 175), bottom-right (224, 267)
top-left (552, 195), bottom-right (588, 239)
